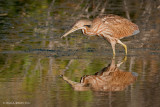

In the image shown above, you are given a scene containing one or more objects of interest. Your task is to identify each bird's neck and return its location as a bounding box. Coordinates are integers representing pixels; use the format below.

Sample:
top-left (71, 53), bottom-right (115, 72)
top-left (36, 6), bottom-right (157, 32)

top-left (82, 26), bottom-right (96, 36)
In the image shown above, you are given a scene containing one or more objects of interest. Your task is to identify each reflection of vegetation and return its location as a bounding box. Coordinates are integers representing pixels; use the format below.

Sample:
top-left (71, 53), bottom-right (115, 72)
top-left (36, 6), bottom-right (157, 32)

top-left (1, 0), bottom-right (49, 16)
top-left (1, 0), bottom-right (159, 52)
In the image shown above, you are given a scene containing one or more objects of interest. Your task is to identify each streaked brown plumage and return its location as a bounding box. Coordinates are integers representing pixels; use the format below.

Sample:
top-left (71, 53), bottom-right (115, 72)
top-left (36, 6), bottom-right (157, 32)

top-left (61, 14), bottom-right (140, 55)
top-left (61, 57), bottom-right (137, 91)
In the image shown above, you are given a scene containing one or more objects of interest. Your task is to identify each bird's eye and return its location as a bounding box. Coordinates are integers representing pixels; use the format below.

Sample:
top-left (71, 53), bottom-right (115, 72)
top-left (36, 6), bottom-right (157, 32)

top-left (73, 26), bottom-right (78, 29)
top-left (84, 25), bottom-right (91, 27)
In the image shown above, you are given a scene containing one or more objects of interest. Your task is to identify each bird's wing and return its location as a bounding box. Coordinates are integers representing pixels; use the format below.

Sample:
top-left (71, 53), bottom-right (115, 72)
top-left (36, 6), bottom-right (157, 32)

top-left (96, 14), bottom-right (139, 39)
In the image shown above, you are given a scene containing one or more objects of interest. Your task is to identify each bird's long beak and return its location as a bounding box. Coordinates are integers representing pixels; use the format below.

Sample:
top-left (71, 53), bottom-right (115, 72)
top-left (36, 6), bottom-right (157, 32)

top-left (61, 27), bottom-right (78, 38)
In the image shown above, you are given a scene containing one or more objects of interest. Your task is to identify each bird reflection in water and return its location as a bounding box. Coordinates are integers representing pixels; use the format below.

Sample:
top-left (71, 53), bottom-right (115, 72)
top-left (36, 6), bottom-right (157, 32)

top-left (61, 57), bottom-right (138, 91)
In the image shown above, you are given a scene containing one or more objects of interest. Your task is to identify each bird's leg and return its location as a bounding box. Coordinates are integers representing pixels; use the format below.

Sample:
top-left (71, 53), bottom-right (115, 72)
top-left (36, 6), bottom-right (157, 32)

top-left (123, 55), bottom-right (127, 62)
top-left (117, 40), bottom-right (127, 55)
top-left (111, 42), bottom-right (116, 56)
top-left (103, 36), bottom-right (116, 55)
top-left (117, 56), bottom-right (127, 67)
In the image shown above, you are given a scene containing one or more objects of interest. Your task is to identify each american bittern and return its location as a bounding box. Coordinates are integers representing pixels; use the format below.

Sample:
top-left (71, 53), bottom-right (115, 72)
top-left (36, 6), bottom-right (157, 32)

top-left (61, 14), bottom-right (139, 55)
top-left (61, 57), bottom-right (137, 91)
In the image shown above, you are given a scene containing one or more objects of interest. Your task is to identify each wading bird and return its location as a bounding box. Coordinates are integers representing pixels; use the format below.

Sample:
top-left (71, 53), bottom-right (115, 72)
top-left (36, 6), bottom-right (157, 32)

top-left (61, 57), bottom-right (137, 91)
top-left (61, 14), bottom-right (139, 55)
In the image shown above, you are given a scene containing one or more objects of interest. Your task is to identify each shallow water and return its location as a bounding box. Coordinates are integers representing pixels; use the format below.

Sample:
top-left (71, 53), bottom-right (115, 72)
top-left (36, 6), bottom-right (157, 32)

top-left (0, 0), bottom-right (160, 107)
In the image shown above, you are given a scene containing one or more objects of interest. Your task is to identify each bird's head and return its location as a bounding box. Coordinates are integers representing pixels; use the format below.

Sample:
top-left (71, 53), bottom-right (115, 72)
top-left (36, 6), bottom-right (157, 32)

top-left (61, 20), bottom-right (92, 38)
